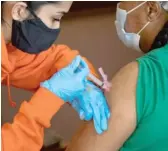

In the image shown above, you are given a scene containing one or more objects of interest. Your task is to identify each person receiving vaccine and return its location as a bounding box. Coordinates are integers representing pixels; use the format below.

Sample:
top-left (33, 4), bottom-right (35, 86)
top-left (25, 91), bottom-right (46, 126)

top-left (65, 2), bottom-right (168, 151)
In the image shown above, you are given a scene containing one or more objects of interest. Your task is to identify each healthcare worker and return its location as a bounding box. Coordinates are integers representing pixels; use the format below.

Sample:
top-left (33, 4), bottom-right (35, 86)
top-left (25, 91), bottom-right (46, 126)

top-left (1, 1), bottom-right (110, 151)
top-left (64, 1), bottom-right (168, 151)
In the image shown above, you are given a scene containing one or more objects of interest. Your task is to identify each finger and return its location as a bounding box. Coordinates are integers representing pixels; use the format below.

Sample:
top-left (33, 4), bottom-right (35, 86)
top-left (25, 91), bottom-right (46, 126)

top-left (91, 102), bottom-right (101, 132)
top-left (93, 117), bottom-right (103, 134)
top-left (84, 110), bottom-right (92, 121)
top-left (100, 105), bottom-right (108, 131)
top-left (80, 109), bottom-right (93, 121)
top-left (77, 67), bottom-right (89, 81)
top-left (80, 58), bottom-right (89, 71)
top-left (69, 55), bottom-right (81, 71)
top-left (79, 95), bottom-right (93, 121)
top-left (71, 100), bottom-right (89, 121)
top-left (100, 93), bottom-right (111, 119)
top-left (76, 58), bottom-right (89, 77)
top-left (104, 100), bottom-right (111, 119)
top-left (71, 99), bottom-right (81, 115)
top-left (79, 110), bottom-right (85, 120)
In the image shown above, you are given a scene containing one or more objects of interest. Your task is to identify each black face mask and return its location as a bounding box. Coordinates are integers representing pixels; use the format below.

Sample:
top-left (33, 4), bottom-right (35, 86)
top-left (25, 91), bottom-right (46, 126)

top-left (11, 8), bottom-right (60, 54)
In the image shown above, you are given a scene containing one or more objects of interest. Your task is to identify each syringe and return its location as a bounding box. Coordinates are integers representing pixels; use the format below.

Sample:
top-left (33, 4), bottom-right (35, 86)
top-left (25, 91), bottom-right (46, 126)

top-left (76, 63), bottom-right (103, 87)
top-left (88, 73), bottom-right (103, 87)
top-left (88, 68), bottom-right (111, 92)
top-left (76, 62), bottom-right (111, 91)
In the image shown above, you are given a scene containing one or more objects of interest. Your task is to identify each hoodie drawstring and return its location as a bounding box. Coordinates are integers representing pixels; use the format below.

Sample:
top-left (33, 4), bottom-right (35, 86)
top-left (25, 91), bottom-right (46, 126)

top-left (7, 74), bottom-right (16, 108)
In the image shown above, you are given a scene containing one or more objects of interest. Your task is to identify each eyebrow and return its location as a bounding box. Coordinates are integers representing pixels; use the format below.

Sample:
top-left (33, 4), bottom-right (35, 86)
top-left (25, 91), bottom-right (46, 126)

top-left (56, 11), bottom-right (67, 15)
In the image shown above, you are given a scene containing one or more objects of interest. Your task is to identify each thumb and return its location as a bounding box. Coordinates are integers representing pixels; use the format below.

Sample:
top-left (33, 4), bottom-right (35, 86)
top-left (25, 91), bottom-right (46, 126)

top-left (79, 110), bottom-right (85, 120)
top-left (93, 118), bottom-right (103, 134)
top-left (77, 68), bottom-right (89, 81)
top-left (76, 59), bottom-right (89, 80)
top-left (69, 55), bottom-right (81, 71)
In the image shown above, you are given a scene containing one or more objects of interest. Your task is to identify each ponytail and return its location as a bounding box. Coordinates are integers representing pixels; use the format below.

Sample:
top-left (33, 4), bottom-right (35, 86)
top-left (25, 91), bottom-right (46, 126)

top-left (150, 21), bottom-right (168, 50)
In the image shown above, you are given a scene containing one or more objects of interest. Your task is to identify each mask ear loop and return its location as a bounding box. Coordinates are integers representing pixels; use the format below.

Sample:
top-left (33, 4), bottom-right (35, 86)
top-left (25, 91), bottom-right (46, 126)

top-left (127, 1), bottom-right (147, 14)
top-left (26, 7), bottom-right (39, 19)
top-left (117, 1), bottom-right (148, 32)
top-left (126, 1), bottom-right (150, 35)
top-left (137, 21), bottom-right (150, 35)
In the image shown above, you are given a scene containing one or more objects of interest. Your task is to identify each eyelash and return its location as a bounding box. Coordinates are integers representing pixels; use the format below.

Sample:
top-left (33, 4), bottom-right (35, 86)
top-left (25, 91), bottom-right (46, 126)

top-left (53, 18), bottom-right (60, 22)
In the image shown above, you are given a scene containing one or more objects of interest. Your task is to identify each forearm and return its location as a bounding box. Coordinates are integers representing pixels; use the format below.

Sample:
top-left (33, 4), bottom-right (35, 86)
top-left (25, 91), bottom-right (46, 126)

top-left (65, 121), bottom-right (104, 151)
top-left (66, 103), bottom-right (127, 151)
top-left (66, 63), bottom-right (137, 151)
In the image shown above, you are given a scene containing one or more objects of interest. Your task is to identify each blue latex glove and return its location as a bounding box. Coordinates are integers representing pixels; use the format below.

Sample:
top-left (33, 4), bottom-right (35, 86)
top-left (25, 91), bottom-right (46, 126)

top-left (41, 55), bottom-right (89, 102)
top-left (71, 81), bottom-right (111, 134)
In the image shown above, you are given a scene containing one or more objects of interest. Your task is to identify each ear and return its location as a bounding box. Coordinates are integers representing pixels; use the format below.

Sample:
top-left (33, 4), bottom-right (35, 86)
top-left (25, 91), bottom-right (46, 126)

top-left (11, 2), bottom-right (29, 21)
top-left (146, 2), bottom-right (162, 22)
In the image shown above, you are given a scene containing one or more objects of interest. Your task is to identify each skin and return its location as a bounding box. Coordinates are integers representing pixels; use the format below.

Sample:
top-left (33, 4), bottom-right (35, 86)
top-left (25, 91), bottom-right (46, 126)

top-left (1, 1), bottom-right (73, 44)
top-left (66, 2), bottom-right (168, 151)
top-left (120, 1), bottom-right (167, 53)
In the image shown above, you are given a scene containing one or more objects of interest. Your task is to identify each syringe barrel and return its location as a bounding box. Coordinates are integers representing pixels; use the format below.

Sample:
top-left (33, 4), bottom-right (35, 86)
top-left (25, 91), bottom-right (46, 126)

top-left (88, 73), bottom-right (103, 87)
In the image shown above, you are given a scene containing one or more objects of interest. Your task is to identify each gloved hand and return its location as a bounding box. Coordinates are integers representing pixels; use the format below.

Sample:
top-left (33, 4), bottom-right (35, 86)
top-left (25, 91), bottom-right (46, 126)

top-left (71, 81), bottom-right (111, 134)
top-left (41, 55), bottom-right (89, 102)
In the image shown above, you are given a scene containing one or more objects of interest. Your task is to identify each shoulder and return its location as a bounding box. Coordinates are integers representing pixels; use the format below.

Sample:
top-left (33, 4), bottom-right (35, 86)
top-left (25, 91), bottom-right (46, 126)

top-left (51, 44), bottom-right (72, 51)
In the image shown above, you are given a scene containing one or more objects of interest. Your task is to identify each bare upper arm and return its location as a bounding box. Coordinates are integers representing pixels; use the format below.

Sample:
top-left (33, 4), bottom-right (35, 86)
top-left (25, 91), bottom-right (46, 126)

top-left (66, 62), bottom-right (139, 151)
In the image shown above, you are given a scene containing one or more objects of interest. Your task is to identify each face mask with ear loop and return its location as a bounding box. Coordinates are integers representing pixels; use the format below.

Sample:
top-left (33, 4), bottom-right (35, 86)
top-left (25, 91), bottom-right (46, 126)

top-left (115, 1), bottom-right (150, 52)
top-left (11, 7), bottom-right (61, 54)
top-left (159, 1), bottom-right (168, 11)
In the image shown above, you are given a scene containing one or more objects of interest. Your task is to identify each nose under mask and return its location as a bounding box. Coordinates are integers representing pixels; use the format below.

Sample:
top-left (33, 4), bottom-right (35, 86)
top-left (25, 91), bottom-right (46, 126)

top-left (115, 1), bottom-right (150, 52)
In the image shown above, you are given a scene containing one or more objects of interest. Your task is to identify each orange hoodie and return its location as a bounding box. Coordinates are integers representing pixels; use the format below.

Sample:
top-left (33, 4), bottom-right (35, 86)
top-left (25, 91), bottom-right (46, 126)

top-left (1, 33), bottom-right (98, 151)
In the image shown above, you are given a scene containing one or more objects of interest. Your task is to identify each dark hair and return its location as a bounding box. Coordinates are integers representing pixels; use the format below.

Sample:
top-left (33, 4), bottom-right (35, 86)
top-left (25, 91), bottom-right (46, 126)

top-left (149, 2), bottom-right (168, 50)
top-left (1, 1), bottom-right (5, 23)
top-left (150, 21), bottom-right (168, 50)
top-left (1, 1), bottom-right (58, 22)
top-left (25, 1), bottom-right (58, 11)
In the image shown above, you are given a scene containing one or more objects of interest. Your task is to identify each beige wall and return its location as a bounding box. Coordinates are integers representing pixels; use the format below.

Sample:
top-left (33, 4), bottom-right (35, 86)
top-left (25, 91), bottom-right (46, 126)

top-left (1, 8), bottom-right (141, 142)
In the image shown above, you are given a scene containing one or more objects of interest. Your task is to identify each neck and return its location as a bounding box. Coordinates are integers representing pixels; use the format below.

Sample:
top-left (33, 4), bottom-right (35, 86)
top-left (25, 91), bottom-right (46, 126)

top-left (141, 15), bottom-right (167, 53)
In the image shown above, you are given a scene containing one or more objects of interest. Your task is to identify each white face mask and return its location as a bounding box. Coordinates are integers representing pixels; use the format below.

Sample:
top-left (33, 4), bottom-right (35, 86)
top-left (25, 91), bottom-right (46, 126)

top-left (115, 2), bottom-right (150, 52)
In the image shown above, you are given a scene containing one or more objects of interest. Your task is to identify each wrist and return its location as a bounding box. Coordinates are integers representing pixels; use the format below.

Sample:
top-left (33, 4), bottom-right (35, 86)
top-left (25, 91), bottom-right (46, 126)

top-left (40, 80), bottom-right (62, 98)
